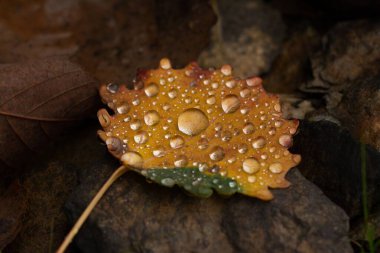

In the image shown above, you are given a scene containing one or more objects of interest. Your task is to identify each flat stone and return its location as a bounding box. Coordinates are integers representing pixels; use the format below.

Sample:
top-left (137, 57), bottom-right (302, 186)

top-left (66, 164), bottom-right (352, 253)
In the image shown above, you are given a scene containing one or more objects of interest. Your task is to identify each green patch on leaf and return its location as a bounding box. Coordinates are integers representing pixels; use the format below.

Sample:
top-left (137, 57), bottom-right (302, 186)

top-left (138, 168), bottom-right (241, 198)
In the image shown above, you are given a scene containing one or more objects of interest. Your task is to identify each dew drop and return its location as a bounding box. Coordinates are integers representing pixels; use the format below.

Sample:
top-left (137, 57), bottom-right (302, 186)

top-left (275, 121), bottom-right (283, 128)
top-left (144, 83), bottom-right (159, 97)
top-left (247, 175), bottom-right (256, 183)
top-left (274, 103), bottom-right (281, 112)
top-left (269, 163), bottom-right (283, 174)
top-left (211, 82), bottom-right (219, 89)
top-left (152, 146), bottom-right (165, 157)
top-left (279, 134), bottom-right (292, 147)
top-left (242, 158), bottom-right (260, 174)
top-left (134, 131), bottom-right (148, 144)
top-left (174, 155), bottom-right (188, 167)
top-left (221, 131), bottom-right (232, 142)
top-left (132, 98), bottom-right (140, 106)
top-left (170, 135), bottom-right (185, 149)
top-left (144, 110), bottom-right (160, 126)
top-left (225, 80), bottom-right (236, 88)
top-left (168, 89), bottom-right (178, 99)
top-left (197, 138), bottom-right (209, 150)
top-left (121, 152), bottom-right (143, 167)
top-left (178, 108), bottom-right (209, 136)
top-left (222, 95), bottom-right (240, 113)
top-left (252, 137), bottom-right (266, 149)
top-left (116, 104), bottom-right (130, 114)
top-left (240, 89), bottom-right (251, 98)
top-left (238, 143), bottom-right (248, 154)
top-left (243, 123), bottom-right (254, 134)
top-left (161, 178), bottom-right (175, 187)
top-left (206, 96), bottom-right (216, 105)
top-left (221, 65), bottom-right (232, 76)
top-left (209, 146), bottom-right (225, 161)
top-left (160, 58), bottom-right (171, 69)
top-left (130, 119), bottom-right (142, 130)
top-left (162, 103), bottom-right (171, 111)
top-left (227, 157), bottom-right (236, 164)
top-left (106, 83), bottom-right (119, 93)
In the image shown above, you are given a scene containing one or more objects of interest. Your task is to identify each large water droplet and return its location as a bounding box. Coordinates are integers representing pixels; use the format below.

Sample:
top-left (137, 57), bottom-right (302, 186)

top-left (222, 95), bottom-right (240, 113)
top-left (242, 158), bottom-right (260, 174)
top-left (170, 135), bottom-right (185, 149)
top-left (134, 131), bottom-right (148, 144)
top-left (144, 83), bottom-right (159, 97)
top-left (121, 152), bottom-right (143, 167)
top-left (178, 108), bottom-right (209, 136)
top-left (269, 163), bottom-right (283, 173)
top-left (252, 137), bottom-right (266, 149)
top-left (209, 146), bottom-right (225, 161)
top-left (174, 155), bottom-right (188, 167)
top-left (144, 110), bottom-right (160, 126)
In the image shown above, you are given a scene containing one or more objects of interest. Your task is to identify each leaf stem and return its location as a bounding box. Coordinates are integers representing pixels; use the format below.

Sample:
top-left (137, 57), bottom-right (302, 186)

top-left (56, 165), bottom-right (128, 253)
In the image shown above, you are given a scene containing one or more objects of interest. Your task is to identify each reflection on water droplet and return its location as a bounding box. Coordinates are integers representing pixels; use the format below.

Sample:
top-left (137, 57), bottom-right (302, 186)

top-left (121, 152), bottom-right (143, 167)
top-left (134, 131), bottom-right (148, 144)
top-left (242, 158), bottom-right (260, 174)
top-left (170, 135), bottom-right (185, 149)
top-left (144, 110), bottom-right (160, 126)
top-left (252, 137), bottom-right (266, 149)
top-left (178, 108), bottom-right (209, 136)
top-left (144, 83), bottom-right (159, 97)
top-left (209, 146), bottom-right (225, 161)
top-left (269, 163), bottom-right (283, 173)
top-left (222, 95), bottom-right (240, 113)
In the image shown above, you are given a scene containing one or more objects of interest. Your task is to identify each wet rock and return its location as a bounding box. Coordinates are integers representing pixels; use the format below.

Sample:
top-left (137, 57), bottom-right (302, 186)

top-left (66, 164), bottom-right (352, 253)
top-left (292, 119), bottom-right (380, 218)
top-left (198, 0), bottom-right (286, 78)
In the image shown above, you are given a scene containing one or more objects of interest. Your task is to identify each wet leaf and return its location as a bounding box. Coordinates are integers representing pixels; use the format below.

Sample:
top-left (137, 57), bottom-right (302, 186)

top-left (98, 58), bottom-right (301, 200)
top-left (0, 181), bottom-right (27, 250)
top-left (0, 58), bottom-right (98, 176)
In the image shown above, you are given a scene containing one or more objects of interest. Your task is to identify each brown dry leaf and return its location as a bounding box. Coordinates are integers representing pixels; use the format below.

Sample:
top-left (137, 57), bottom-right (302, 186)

top-left (0, 181), bottom-right (27, 250)
top-left (0, 58), bottom-right (98, 176)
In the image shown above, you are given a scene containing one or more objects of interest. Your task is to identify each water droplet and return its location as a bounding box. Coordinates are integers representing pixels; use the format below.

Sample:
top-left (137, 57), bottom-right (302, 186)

top-left (121, 152), bottom-right (143, 167)
top-left (279, 134), bottom-right (292, 147)
top-left (238, 143), bottom-right (248, 154)
top-left (153, 146), bottom-right (165, 157)
top-left (268, 127), bottom-right (276, 135)
top-left (252, 137), bottom-right (266, 149)
top-left (211, 82), bottom-right (219, 89)
top-left (134, 131), bottom-right (148, 144)
top-left (184, 97), bottom-right (192, 104)
top-left (225, 80), bottom-right (236, 88)
top-left (206, 96), bottom-right (216, 105)
top-left (221, 65), bottom-right (232, 76)
top-left (174, 155), bottom-right (188, 167)
top-left (106, 137), bottom-right (124, 157)
top-left (240, 89), bottom-right (251, 98)
top-left (144, 110), bottom-right (160, 126)
top-left (269, 163), bottom-right (283, 173)
top-left (161, 178), bottom-right (175, 187)
top-left (160, 58), bottom-right (171, 69)
top-left (130, 119), bottom-right (142, 130)
top-left (293, 154), bottom-right (301, 164)
top-left (106, 83), bottom-right (119, 93)
top-left (222, 95), bottom-right (240, 113)
top-left (229, 181), bottom-right (237, 188)
top-left (168, 89), bottom-right (178, 99)
top-left (144, 83), bottom-right (159, 97)
top-left (132, 98), bottom-right (140, 106)
top-left (197, 138), bottom-right (209, 150)
top-left (162, 103), bottom-right (171, 111)
top-left (123, 116), bottom-right (131, 122)
top-left (178, 108), bottom-right (209, 136)
top-left (209, 146), bottom-right (225, 161)
top-left (247, 175), bottom-right (256, 183)
top-left (221, 131), bottom-right (232, 142)
top-left (246, 77), bottom-right (262, 87)
top-left (240, 108), bottom-right (250, 115)
top-left (275, 121), bottom-right (283, 128)
top-left (242, 158), bottom-right (260, 174)
top-left (198, 163), bottom-right (209, 172)
top-left (227, 157), bottom-right (236, 164)
top-left (170, 135), bottom-right (185, 149)
top-left (116, 103), bottom-right (130, 114)
top-left (243, 123), bottom-right (254, 134)
top-left (274, 103), bottom-right (281, 112)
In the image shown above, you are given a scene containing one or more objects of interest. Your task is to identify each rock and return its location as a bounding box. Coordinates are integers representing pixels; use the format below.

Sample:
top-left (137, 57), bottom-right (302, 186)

top-left (66, 164), bottom-right (352, 253)
top-left (303, 20), bottom-right (380, 93)
top-left (292, 119), bottom-right (380, 218)
top-left (198, 0), bottom-right (286, 78)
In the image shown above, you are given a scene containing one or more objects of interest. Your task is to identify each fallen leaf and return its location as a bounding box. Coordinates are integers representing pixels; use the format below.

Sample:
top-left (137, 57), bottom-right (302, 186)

top-left (0, 181), bottom-right (27, 250)
top-left (0, 58), bottom-right (99, 177)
